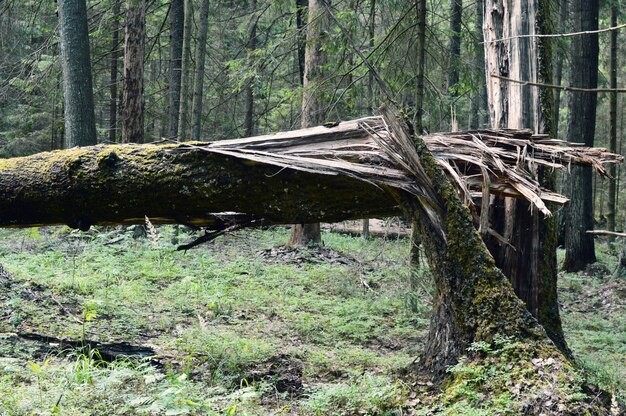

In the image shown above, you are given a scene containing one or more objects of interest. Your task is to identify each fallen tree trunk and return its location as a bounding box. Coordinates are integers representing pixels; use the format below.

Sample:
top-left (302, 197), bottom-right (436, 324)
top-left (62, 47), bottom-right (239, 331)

top-left (0, 117), bottom-right (619, 230)
top-left (0, 120), bottom-right (403, 229)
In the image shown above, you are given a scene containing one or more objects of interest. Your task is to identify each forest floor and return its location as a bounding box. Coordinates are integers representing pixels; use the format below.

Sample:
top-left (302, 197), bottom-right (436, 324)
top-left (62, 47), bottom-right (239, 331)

top-left (0, 226), bottom-right (623, 415)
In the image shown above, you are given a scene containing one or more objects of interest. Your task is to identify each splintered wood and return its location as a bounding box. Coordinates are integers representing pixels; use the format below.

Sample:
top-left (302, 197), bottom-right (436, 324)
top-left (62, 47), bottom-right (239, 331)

top-left (181, 115), bottom-right (621, 218)
top-left (0, 112), bottom-right (620, 230)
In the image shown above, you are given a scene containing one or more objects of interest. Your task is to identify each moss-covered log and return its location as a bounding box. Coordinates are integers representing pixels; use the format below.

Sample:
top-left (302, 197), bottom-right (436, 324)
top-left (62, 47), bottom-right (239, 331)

top-left (0, 144), bottom-right (401, 230)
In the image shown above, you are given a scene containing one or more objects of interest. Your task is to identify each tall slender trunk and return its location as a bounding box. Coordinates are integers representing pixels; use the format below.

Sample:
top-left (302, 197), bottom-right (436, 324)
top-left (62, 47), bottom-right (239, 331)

top-left (409, 0), bottom-right (427, 289)
top-left (287, 0), bottom-right (327, 248)
top-left (447, 0), bottom-right (462, 96)
top-left (607, 2), bottom-right (619, 235)
top-left (563, 0), bottom-right (599, 271)
top-left (57, 0), bottom-right (97, 148)
top-left (483, 0), bottom-right (568, 353)
top-left (295, 0), bottom-right (307, 86)
top-left (109, 0), bottom-right (121, 143)
top-left (121, 0), bottom-right (145, 143)
top-left (470, 0), bottom-right (485, 129)
top-left (168, 0), bottom-right (184, 138)
top-left (552, 0), bottom-right (568, 140)
top-left (363, 0), bottom-right (376, 238)
top-left (177, 0), bottom-right (193, 140)
top-left (191, 0), bottom-right (211, 140)
top-left (415, 0), bottom-right (426, 135)
top-left (243, 0), bottom-right (257, 138)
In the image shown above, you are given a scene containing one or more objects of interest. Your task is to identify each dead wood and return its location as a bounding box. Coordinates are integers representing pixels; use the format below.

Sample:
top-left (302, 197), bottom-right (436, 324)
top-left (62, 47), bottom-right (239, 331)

top-left (0, 115), bottom-right (620, 231)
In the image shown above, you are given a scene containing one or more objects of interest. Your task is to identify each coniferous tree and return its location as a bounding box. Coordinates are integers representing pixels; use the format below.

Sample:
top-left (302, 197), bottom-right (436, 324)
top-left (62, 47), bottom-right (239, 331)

top-left (287, 0), bottom-right (328, 248)
top-left (168, 0), bottom-right (184, 138)
top-left (563, 0), bottom-right (599, 271)
top-left (121, 0), bottom-right (146, 143)
top-left (57, 0), bottom-right (97, 148)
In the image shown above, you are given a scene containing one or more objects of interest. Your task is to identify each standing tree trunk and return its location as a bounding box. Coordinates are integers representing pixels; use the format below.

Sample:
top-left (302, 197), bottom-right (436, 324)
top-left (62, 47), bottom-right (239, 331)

top-left (447, 0), bottom-right (462, 96)
top-left (109, 0), bottom-right (121, 143)
top-left (362, 0), bottom-right (376, 238)
top-left (168, 0), bottom-right (184, 138)
top-left (287, 0), bottom-right (328, 248)
top-left (552, 0), bottom-right (568, 140)
top-left (243, 0), bottom-right (257, 138)
top-left (414, 0), bottom-right (426, 135)
top-left (470, 0), bottom-right (485, 129)
top-left (191, 0), bottom-right (211, 140)
top-left (177, 0), bottom-right (193, 140)
top-left (408, 0), bottom-right (427, 296)
top-left (57, 0), bottom-right (97, 148)
top-left (607, 1), bottom-right (619, 236)
top-left (295, 0), bottom-right (307, 86)
top-left (483, 0), bottom-right (568, 353)
top-left (563, 0), bottom-right (599, 271)
top-left (121, 0), bottom-right (145, 144)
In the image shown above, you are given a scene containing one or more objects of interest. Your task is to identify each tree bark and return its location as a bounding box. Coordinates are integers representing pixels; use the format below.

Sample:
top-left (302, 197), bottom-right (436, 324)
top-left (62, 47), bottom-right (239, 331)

top-left (121, 0), bottom-right (146, 144)
top-left (414, 0), bottom-right (426, 135)
top-left (168, 0), bottom-right (184, 139)
top-left (563, 0), bottom-right (599, 271)
top-left (409, 0), bottom-right (427, 282)
top-left (295, 0), bottom-right (307, 86)
top-left (177, 0), bottom-right (193, 140)
top-left (447, 0), bottom-right (462, 96)
top-left (57, 0), bottom-right (98, 148)
top-left (288, 0), bottom-right (328, 247)
top-left (191, 0), bottom-right (211, 140)
top-left (109, 0), bottom-right (122, 143)
top-left (483, 0), bottom-right (568, 353)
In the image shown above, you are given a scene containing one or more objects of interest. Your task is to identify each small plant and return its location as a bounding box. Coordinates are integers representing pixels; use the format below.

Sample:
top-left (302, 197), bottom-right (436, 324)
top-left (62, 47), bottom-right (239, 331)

top-left (81, 304), bottom-right (97, 345)
top-left (27, 358), bottom-right (51, 407)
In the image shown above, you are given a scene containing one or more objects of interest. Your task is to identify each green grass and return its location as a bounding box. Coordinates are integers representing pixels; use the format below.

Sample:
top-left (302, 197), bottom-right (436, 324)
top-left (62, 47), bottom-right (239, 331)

top-left (0, 226), bottom-right (623, 414)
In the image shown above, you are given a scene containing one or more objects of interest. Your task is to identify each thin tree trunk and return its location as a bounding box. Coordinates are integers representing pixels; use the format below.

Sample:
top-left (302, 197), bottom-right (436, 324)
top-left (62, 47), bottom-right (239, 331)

top-left (415, 0), bottom-right (426, 135)
top-left (121, 0), bottom-right (145, 144)
top-left (243, 0), bottom-right (257, 138)
top-left (554, 0), bottom-right (568, 246)
top-left (168, 0), bottom-right (184, 138)
top-left (363, 0), bottom-right (376, 239)
top-left (447, 0), bottom-right (462, 95)
top-left (191, 0), bottom-right (211, 140)
top-left (563, 0), bottom-right (599, 271)
top-left (408, 0), bottom-right (427, 297)
top-left (470, 0), bottom-right (484, 129)
top-left (109, 0), bottom-right (121, 143)
top-left (57, 0), bottom-right (97, 148)
top-left (288, 0), bottom-right (328, 248)
top-left (177, 0), bottom-right (193, 140)
top-left (607, 1), bottom-right (619, 236)
top-left (552, 0), bottom-right (568, 140)
top-left (295, 0), bottom-right (307, 86)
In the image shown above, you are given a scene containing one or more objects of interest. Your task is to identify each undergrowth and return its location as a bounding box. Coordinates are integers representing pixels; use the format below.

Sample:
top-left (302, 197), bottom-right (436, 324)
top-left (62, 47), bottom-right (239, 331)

top-left (0, 226), bottom-right (623, 415)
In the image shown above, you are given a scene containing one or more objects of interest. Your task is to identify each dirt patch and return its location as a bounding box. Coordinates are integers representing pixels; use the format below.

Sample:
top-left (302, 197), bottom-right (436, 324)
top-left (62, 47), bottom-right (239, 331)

top-left (257, 246), bottom-right (359, 266)
top-left (248, 354), bottom-right (304, 394)
top-left (597, 279), bottom-right (626, 312)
